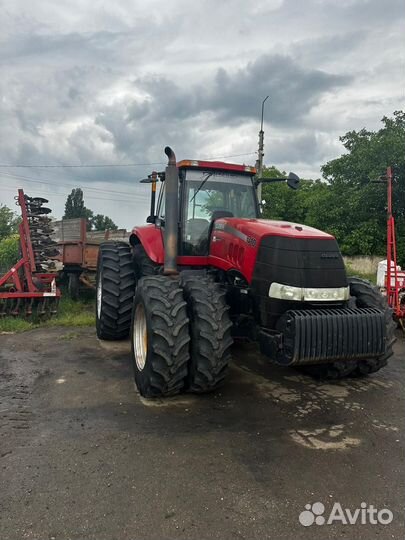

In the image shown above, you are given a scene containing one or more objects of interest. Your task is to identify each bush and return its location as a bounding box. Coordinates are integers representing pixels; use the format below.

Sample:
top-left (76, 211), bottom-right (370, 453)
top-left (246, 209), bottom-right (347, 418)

top-left (0, 235), bottom-right (19, 273)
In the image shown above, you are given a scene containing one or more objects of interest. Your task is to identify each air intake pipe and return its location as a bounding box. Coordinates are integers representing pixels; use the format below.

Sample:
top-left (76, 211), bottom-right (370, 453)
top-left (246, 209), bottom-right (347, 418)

top-left (163, 146), bottom-right (179, 275)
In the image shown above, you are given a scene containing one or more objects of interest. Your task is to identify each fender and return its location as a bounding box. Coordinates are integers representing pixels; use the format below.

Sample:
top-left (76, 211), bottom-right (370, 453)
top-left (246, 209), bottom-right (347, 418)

top-left (129, 225), bottom-right (164, 264)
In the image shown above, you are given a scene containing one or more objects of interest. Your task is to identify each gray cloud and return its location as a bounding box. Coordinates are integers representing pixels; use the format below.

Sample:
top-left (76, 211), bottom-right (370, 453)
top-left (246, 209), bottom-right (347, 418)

top-left (127, 54), bottom-right (350, 126)
top-left (0, 0), bottom-right (403, 227)
top-left (94, 53), bottom-right (351, 161)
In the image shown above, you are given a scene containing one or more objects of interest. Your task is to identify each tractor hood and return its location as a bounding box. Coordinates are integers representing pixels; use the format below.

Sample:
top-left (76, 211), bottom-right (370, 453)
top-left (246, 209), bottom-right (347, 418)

top-left (209, 217), bottom-right (343, 287)
top-left (213, 217), bottom-right (334, 242)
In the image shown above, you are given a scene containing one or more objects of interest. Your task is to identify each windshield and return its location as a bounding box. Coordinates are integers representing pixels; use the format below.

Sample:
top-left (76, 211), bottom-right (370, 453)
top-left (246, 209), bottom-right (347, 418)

top-left (182, 169), bottom-right (257, 255)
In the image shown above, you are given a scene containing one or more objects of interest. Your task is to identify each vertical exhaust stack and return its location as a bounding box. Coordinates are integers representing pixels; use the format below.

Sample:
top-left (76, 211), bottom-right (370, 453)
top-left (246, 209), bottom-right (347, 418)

top-left (163, 146), bottom-right (179, 275)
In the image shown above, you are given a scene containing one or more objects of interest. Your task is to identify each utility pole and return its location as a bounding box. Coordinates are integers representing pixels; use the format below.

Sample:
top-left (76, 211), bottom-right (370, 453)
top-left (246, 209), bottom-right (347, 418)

top-left (256, 95), bottom-right (269, 202)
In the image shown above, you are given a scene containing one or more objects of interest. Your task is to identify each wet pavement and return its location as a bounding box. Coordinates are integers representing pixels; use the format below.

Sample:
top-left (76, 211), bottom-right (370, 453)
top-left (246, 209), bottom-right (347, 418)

top-left (0, 327), bottom-right (404, 539)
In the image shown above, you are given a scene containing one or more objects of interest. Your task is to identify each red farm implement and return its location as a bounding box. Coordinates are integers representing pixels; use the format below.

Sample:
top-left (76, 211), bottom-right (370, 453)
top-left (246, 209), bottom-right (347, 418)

top-left (0, 189), bottom-right (61, 317)
top-left (379, 167), bottom-right (405, 329)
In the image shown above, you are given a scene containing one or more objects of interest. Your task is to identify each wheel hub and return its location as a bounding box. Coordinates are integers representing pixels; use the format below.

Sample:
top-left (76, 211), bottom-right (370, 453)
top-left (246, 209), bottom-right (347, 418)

top-left (134, 303), bottom-right (147, 370)
top-left (96, 270), bottom-right (102, 319)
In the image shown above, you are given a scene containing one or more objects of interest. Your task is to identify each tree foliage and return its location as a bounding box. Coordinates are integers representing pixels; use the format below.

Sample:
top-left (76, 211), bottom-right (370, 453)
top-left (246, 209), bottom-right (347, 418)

top-left (64, 188), bottom-right (87, 219)
top-left (63, 188), bottom-right (118, 231)
top-left (91, 214), bottom-right (118, 231)
top-left (262, 111), bottom-right (405, 264)
top-left (0, 235), bottom-right (19, 271)
top-left (0, 205), bottom-right (20, 241)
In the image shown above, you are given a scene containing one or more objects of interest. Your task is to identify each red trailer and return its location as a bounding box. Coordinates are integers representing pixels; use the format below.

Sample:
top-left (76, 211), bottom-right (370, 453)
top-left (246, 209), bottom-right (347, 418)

top-left (53, 218), bottom-right (128, 299)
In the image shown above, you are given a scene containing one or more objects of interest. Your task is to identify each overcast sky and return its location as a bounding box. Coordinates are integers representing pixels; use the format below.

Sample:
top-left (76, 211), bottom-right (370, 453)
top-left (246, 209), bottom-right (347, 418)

top-left (1, 0), bottom-right (404, 228)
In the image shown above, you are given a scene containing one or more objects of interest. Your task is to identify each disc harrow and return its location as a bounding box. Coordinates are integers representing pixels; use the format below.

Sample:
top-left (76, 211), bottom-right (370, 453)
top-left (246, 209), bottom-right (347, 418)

top-left (0, 189), bottom-right (61, 318)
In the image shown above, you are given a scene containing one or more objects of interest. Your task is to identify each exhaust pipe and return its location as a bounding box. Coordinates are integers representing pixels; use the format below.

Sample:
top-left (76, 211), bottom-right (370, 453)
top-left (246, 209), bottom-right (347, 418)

top-left (163, 146), bottom-right (179, 275)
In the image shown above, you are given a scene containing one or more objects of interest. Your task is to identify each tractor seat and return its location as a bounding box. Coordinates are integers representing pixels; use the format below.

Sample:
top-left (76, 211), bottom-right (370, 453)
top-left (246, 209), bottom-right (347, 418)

top-left (197, 210), bottom-right (234, 254)
top-left (185, 218), bottom-right (210, 242)
top-left (208, 209), bottom-right (234, 239)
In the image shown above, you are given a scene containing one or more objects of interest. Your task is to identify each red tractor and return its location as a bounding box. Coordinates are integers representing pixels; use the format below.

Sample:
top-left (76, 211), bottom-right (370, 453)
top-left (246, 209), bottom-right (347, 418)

top-left (96, 147), bottom-right (395, 398)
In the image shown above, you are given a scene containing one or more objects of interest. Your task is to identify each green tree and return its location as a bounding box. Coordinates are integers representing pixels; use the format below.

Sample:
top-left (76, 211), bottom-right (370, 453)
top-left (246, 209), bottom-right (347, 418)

top-left (261, 166), bottom-right (317, 224)
top-left (0, 205), bottom-right (20, 241)
top-left (64, 188), bottom-right (87, 219)
top-left (0, 234), bottom-right (19, 271)
top-left (261, 111), bottom-right (405, 264)
top-left (90, 214), bottom-right (118, 231)
top-left (322, 110), bottom-right (405, 261)
top-left (63, 188), bottom-right (117, 231)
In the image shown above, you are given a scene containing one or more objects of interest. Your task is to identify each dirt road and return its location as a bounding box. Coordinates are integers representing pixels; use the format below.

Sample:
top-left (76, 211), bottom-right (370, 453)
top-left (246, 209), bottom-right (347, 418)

top-left (0, 327), bottom-right (404, 539)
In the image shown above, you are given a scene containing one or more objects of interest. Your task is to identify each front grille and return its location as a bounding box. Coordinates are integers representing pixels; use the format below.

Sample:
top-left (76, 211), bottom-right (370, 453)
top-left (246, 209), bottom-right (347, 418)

top-left (252, 236), bottom-right (347, 291)
top-left (251, 236), bottom-right (348, 327)
top-left (277, 307), bottom-right (386, 365)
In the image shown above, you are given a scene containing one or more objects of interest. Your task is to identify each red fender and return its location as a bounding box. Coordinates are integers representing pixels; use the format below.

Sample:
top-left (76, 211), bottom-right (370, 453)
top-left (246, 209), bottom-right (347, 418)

top-left (129, 225), bottom-right (164, 264)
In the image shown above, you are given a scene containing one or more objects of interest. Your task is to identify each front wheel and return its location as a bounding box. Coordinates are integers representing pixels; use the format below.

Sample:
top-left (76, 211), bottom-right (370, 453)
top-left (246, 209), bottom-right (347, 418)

top-left (131, 276), bottom-right (190, 397)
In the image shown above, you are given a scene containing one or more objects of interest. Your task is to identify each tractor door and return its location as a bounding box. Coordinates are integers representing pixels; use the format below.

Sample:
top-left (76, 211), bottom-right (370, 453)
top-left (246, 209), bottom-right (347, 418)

top-left (155, 182), bottom-right (165, 227)
top-left (181, 179), bottom-right (220, 255)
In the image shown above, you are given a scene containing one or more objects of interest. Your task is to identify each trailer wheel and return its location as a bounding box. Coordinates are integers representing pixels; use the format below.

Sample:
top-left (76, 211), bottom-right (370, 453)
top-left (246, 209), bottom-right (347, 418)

top-left (68, 273), bottom-right (80, 300)
top-left (181, 276), bottom-right (233, 393)
top-left (132, 244), bottom-right (159, 279)
top-left (301, 277), bottom-right (396, 379)
top-left (96, 242), bottom-right (135, 340)
top-left (131, 276), bottom-right (190, 397)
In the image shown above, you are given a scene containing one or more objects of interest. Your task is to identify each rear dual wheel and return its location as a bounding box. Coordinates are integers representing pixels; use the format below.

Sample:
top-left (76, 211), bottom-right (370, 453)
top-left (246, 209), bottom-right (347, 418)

top-left (96, 243), bottom-right (233, 397)
top-left (131, 276), bottom-right (190, 397)
top-left (181, 276), bottom-right (233, 393)
top-left (130, 275), bottom-right (233, 397)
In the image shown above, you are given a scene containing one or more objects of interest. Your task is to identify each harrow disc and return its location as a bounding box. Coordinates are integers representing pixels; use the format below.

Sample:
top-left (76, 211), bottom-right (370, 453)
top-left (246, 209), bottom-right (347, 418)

top-left (2, 189), bottom-right (61, 320)
top-left (30, 197), bottom-right (49, 204)
top-left (0, 296), bottom-right (59, 319)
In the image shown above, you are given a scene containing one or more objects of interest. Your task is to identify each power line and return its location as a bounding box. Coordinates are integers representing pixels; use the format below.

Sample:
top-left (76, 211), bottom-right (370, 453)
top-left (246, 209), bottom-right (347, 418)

top-left (0, 152), bottom-right (256, 169)
top-left (0, 171), bottom-right (150, 199)
top-left (0, 184), bottom-right (149, 206)
top-left (0, 150), bottom-right (257, 197)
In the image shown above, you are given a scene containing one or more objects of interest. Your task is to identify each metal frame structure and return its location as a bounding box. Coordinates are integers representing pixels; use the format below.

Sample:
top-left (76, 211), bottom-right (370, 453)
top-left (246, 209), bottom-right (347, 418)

top-left (0, 189), bottom-right (60, 316)
top-left (385, 166), bottom-right (405, 326)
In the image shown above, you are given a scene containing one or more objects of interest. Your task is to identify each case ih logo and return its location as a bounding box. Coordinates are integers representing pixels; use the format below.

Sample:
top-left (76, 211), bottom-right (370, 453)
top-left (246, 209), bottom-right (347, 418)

top-left (246, 236), bottom-right (257, 247)
top-left (320, 253), bottom-right (339, 259)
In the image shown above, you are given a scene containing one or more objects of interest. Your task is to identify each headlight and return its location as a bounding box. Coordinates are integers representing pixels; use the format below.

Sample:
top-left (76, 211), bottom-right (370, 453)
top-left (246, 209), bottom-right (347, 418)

top-left (269, 283), bottom-right (350, 302)
top-left (268, 283), bottom-right (302, 301)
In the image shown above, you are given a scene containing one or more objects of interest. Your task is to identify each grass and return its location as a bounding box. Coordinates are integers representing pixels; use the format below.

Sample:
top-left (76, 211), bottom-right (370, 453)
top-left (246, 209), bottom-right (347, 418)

top-left (345, 266), bottom-right (377, 285)
top-left (0, 267), bottom-right (380, 334)
top-left (0, 317), bottom-right (34, 333)
top-left (0, 292), bottom-right (95, 334)
top-left (46, 296), bottom-right (95, 328)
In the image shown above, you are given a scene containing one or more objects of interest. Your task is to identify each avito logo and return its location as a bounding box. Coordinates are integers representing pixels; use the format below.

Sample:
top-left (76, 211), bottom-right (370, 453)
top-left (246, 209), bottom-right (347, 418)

top-left (299, 501), bottom-right (393, 526)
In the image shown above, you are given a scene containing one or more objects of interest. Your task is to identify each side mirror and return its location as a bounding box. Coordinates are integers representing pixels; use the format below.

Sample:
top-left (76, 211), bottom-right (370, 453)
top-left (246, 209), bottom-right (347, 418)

top-left (255, 172), bottom-right (300, 189)
top-left (287, 172), bottom-right (300, 190)
top-left (146, 215), bottom-right (156, 224)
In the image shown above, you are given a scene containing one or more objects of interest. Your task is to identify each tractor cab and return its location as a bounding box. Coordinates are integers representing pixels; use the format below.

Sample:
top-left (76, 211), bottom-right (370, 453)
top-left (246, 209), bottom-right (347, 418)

top-left (177, 161), bottom-right (258, 255)
top-left (143, 160), bottom-right (258, 257)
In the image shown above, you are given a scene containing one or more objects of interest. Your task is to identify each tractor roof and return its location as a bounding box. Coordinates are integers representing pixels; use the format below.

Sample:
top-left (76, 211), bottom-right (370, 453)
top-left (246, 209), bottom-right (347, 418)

top-left (177, 160), bottom-right (256, 176)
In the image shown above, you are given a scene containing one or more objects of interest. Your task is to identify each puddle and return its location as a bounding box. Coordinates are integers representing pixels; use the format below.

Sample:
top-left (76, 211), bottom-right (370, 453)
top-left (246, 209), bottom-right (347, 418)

top-left (289, 425), bottom-right (361, 450)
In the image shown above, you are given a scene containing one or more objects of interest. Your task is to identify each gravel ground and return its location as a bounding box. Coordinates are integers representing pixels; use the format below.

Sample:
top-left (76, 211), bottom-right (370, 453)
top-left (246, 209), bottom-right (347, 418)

top-left (0, 326), bottom-right (404, 540)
